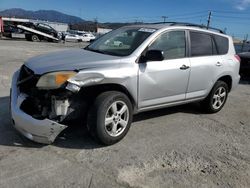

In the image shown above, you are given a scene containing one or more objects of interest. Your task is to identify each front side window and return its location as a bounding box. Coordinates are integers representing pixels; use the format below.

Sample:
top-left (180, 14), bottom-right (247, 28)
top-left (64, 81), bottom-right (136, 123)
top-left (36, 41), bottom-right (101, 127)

top-left (86, 27), bottom-right (155, 56)
top-left (190, 32), bottom-right (213, 57)
top-left (148, 31), bottom-right (186, 60)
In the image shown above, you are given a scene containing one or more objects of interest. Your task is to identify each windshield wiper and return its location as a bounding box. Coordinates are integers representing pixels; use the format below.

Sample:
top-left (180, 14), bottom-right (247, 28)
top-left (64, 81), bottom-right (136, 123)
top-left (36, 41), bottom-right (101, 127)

top-left (85, 47), bottom-right (108, 55)
top-left (84, 46), bottom-right (123, 56)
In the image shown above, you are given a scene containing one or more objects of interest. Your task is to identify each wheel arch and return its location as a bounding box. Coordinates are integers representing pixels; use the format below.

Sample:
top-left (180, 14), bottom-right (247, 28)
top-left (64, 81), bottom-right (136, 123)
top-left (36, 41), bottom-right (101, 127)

top-left (79, 83), bottom-right (136, 110)
top-left (216, 75), bottom-right (232, 92)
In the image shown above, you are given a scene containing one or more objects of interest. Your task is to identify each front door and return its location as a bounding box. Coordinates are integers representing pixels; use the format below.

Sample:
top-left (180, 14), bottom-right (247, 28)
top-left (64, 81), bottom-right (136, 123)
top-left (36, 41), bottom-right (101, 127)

top-left (138, 30), bottom-right (190, 108)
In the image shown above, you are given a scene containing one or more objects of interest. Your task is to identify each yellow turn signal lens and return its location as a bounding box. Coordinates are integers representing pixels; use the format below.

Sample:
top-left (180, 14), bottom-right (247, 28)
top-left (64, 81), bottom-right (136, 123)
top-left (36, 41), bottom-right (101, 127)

top-left (36, 71), bottom-right (77, 89)
top-left (55, 72), bottom-right (76, 85)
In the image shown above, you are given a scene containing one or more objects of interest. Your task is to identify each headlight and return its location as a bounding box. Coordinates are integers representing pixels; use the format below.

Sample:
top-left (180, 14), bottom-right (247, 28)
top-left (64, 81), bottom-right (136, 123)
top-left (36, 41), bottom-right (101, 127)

top-left (36, 71), bottom-right (77, 89)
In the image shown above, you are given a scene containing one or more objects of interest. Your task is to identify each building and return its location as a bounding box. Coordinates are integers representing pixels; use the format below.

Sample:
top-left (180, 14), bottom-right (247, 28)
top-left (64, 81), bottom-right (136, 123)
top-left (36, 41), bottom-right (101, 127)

top-left (0, 17), bottom-right (3, 34)
top-left (97, 27), bottom-right (112, 35)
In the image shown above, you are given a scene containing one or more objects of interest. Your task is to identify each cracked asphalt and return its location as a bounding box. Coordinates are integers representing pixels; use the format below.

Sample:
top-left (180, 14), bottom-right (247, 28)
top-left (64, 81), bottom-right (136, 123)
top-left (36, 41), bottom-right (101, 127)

top-left (0, 39), bottom-right (250, 188)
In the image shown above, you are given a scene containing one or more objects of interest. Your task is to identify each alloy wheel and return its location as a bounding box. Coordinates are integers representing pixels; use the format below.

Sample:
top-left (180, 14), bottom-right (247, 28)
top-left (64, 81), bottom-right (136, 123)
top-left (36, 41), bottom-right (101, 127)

top-left (104, 101), bottom-right (129, 137)
top-left (212, 86), bottom-right (227, 110)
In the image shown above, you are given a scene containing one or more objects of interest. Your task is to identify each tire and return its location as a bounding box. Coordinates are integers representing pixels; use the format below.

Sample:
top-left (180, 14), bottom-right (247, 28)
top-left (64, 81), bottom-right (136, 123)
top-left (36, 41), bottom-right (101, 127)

top-left (31, 34), bottom-right (40, 42)
top-left (88, 91), bottom-right (133, 145)
top-left (201, 81), bottom-right (229, 113)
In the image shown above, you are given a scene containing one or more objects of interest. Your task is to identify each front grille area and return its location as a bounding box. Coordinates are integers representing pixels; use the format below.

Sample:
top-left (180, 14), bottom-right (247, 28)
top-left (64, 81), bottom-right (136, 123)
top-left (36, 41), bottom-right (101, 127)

top-left (16, 66), bottom-right (87, 124)
top-left (18, 65), bottom-right (39, 94)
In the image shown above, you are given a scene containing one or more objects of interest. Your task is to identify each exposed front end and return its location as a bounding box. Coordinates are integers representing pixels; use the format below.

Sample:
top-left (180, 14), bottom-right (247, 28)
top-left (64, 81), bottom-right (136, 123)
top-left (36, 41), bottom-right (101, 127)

top-left (10, 66), bottom-right (85, 144)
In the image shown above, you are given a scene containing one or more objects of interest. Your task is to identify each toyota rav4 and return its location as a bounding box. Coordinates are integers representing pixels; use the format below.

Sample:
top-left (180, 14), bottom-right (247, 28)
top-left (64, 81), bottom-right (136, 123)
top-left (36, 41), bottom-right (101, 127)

top-left (11, 23), bottom-right (240, 145)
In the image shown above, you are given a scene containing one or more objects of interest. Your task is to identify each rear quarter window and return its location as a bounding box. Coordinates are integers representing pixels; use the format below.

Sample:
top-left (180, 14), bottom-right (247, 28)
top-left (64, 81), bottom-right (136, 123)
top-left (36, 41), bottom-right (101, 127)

top-left (213, 35), bottom-right (229, 55)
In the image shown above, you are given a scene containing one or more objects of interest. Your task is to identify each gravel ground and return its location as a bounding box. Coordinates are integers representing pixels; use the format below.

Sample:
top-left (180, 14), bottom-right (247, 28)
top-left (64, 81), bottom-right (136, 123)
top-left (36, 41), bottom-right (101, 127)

top-left (0, 39), bottom-right (250, 188)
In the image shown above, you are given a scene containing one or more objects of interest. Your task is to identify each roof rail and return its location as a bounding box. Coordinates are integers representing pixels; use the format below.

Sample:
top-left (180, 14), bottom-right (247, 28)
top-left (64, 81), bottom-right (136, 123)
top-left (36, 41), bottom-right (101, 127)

top-left (150, 22), bottom-right (225, 34)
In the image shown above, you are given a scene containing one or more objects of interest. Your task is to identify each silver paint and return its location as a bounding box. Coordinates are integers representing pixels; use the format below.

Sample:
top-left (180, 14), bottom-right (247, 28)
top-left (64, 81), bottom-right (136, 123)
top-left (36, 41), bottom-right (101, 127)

top-left (11, 24), bottom-right (240, 143)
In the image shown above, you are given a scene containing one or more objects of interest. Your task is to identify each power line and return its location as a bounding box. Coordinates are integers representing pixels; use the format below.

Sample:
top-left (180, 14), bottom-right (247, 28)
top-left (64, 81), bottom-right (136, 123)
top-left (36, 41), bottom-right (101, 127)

top-left (213, 14), bottom-right (250, 20)
top-left (168, 14), bottom-right (207, 19)
top-left (213, 19), bottom-right (250, 24)
top-left (92, 9), bottom-right (249, 22)
top-left (97, 11), bottom-right (209, 22)
top-left (212, 10), bottom-right (250, 15)
top-left (164, 10), bottom-right (208, 17)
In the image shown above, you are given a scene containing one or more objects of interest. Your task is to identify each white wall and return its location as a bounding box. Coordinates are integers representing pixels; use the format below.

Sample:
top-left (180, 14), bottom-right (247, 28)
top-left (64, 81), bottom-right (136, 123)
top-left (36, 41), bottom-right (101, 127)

top-left (97, 27), bottom-right (112, 34)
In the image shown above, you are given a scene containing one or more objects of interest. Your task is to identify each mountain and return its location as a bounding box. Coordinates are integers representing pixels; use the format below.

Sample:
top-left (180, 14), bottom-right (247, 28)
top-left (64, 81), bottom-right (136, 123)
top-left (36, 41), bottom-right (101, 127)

top-left (0, 8), bottom-right (85, 24)
top-left (0, 8), bottom-right (140, 31)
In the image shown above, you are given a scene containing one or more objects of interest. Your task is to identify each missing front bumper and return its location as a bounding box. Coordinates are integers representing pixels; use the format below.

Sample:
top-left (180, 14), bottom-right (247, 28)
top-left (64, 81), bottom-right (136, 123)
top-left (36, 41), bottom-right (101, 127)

top-left (11, 70), bottom-right (67, 144)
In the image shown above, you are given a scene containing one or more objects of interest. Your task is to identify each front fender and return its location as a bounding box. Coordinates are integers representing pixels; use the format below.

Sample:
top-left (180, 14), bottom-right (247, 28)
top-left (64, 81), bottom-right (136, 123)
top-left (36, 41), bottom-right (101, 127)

top-left (67, 64), bottom-right (139, 108)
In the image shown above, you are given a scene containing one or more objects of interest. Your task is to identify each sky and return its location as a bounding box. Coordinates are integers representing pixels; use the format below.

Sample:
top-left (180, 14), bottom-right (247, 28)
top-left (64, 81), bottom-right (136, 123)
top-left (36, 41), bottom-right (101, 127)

top-left (0, 0), bottom-right (250, 38)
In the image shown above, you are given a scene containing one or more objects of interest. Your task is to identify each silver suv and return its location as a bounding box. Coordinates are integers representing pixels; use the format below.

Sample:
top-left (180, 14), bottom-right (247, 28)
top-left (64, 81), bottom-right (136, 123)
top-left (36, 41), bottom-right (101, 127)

top-left (11, 23), bottom-right (240, 145)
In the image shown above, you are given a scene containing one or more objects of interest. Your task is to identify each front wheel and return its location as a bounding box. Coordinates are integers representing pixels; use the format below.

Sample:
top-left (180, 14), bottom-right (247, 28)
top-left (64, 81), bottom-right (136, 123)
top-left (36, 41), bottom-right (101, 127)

top-left (201, 81), bottom-right (229, 113)
top-left (88, 91), bottom-right (133, 145)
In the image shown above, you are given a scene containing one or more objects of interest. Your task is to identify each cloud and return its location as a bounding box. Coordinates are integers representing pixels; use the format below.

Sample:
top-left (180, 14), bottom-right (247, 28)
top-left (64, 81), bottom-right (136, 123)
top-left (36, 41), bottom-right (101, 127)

top-left (236, 0), bottom-right (250, 10)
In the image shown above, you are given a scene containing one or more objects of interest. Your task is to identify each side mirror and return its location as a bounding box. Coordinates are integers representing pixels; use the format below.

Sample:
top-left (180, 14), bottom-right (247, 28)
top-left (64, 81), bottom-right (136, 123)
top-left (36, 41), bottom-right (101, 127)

top-left (144, 50), bottom-right (164, 61)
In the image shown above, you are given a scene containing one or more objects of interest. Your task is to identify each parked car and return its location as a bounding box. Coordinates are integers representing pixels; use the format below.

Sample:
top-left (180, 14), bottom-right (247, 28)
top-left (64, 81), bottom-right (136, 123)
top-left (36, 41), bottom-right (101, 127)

top-left (238, 52), bottom-right (250, 77)
top-left (79, 33), bottom-right (96, 42)
top-left (235, 43), bottom-right (250, 77)
top-left (65, 34), bottom-right (82, 42)
top-left (104, 39), bottom-right (123, 47)
top-left (22, 22), bottom-right (58, 38)
top-left (11, 23), bottom-right (240, 145)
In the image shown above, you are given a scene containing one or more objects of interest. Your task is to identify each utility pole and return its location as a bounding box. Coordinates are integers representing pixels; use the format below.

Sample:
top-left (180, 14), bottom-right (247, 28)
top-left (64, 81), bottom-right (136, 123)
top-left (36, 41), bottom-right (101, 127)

top-left (207, 11), bottom-right (212, 29)
top-left (223, 27), bottom-right (227, 34)
top-left (245, 34), bottom-right (248, 42)
top-left (94, 17), bottom-right (98, 33)
top-left (161, 16), bottom-right (167, 23)
top-left (241, 34), bottom-right (248, 52)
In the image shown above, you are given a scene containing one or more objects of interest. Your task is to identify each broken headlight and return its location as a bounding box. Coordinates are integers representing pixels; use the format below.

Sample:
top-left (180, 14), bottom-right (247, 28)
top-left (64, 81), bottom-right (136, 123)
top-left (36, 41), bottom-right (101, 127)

top-left (36, 71), bottom-right (77, 89)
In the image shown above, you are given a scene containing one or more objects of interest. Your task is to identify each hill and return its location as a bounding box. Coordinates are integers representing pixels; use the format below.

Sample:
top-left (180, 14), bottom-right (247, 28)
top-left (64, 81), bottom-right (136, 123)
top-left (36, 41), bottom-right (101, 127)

top-left (0, 8), bottom-right (85, 24)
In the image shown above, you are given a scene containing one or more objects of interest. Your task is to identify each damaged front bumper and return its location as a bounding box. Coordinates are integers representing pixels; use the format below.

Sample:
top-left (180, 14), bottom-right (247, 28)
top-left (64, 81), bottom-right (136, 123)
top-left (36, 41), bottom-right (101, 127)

top-left (11, 70), bottom-right (67, 144)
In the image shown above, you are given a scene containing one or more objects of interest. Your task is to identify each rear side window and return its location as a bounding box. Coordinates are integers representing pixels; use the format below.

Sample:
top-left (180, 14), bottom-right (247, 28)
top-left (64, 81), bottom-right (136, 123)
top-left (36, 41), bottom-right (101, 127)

top-left (213, 35), bottom-right (229, 55)
top-left (190, 32), bottom-right (213, 57)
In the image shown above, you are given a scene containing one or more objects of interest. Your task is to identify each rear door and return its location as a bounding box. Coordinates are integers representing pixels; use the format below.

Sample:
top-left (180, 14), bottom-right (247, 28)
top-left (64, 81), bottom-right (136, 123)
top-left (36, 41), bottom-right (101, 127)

top-left (186, 31), bottom-right (222, 99)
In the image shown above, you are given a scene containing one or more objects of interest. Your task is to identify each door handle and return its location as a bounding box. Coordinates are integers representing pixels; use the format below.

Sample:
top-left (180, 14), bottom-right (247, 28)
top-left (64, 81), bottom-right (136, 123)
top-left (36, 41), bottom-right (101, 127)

top-left (216, 62), bottom-right (222, 67)
top-left (180, 64), bottom-right (190, 70)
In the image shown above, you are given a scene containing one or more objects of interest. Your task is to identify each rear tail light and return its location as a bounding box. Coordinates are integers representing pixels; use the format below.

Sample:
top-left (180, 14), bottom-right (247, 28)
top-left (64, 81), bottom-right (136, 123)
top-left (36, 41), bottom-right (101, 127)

top-left (234, 55), bottom-right (241, 62)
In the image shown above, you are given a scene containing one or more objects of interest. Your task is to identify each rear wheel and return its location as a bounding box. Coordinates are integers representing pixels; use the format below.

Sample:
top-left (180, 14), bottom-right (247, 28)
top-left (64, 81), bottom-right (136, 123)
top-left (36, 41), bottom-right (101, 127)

top-left (88, 91), bottom-right (133, 145)
top-left (31, 34), bottom-right (40, 42)
top-left (201, 81), bottom-right (229, 113)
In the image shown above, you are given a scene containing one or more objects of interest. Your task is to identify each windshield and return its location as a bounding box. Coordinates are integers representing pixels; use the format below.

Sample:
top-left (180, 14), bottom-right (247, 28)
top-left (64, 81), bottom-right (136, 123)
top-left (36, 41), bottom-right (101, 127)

top-left (85, 27), bottom-right (156, 56)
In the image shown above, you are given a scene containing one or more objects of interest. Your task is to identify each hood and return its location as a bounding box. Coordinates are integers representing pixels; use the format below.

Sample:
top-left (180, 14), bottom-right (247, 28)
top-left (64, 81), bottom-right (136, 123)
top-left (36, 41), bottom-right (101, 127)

top-left (25, 49), bottom-right (121, 74)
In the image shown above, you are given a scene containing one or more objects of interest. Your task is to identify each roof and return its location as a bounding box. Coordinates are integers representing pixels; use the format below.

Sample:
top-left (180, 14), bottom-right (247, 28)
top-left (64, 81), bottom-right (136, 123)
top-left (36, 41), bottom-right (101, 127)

top-left (126, 22), bottom-right (225, 34)
top-left (126, 23), bottom-right (172, 29)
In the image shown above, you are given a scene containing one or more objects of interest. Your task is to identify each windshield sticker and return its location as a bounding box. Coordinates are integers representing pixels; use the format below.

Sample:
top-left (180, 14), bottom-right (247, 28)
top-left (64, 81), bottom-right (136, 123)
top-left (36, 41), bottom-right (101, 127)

top-left (138, 28), bottom-right (156, 33)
